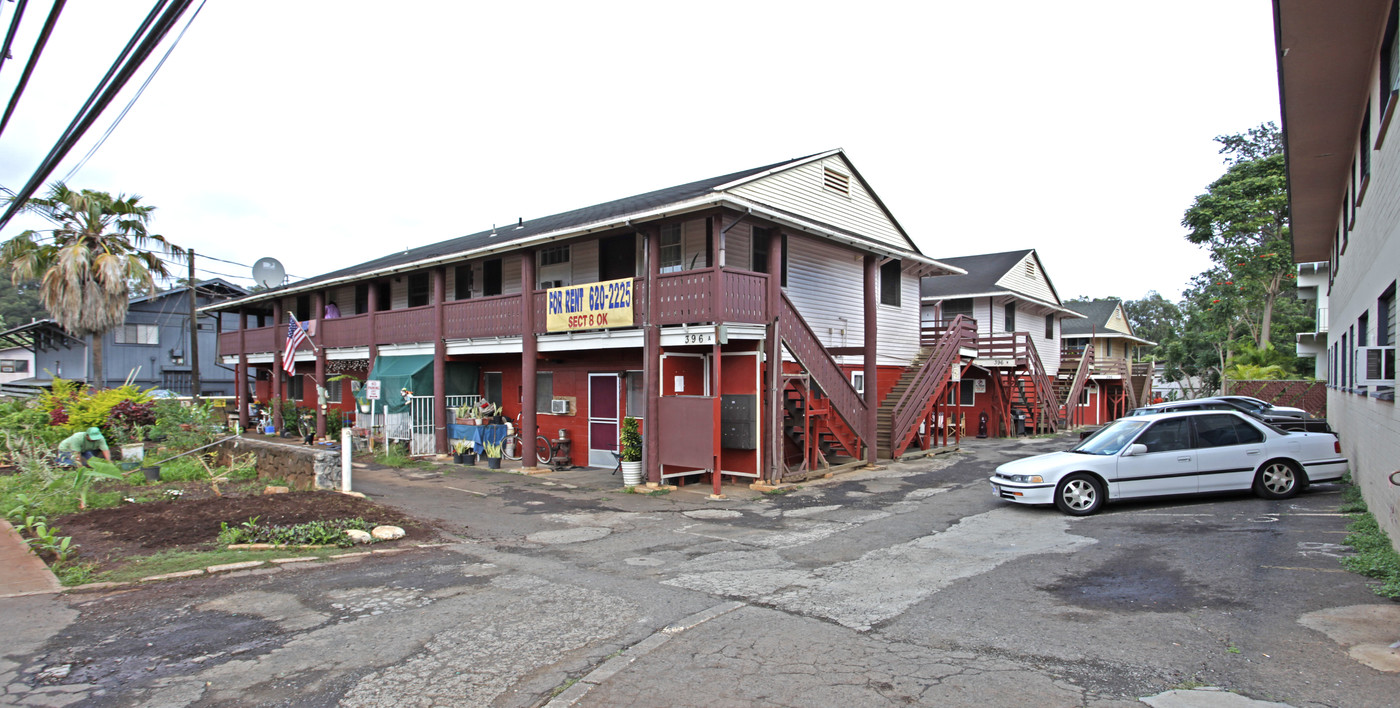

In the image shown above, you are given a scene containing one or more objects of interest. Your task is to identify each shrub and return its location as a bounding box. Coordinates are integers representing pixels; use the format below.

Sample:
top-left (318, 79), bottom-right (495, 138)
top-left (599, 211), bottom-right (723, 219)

top-left (218, 516), bottom-right (375, 547)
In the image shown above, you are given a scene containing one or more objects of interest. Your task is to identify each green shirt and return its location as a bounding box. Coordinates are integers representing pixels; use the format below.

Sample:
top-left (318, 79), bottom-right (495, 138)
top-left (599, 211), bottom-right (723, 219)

top-left (58, 431), bottom-right (108, 452)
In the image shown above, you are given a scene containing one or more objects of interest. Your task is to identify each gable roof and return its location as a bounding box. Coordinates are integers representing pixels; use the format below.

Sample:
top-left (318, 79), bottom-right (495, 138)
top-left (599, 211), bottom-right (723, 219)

top-left (919, 249), bottom-right (1080, 316)
top-left (130, 279), bottom-right (248, 307)
top-left (1061, 299), bottom-right (1155, 344)
top-left (210, 151), bottom-right (961, 310)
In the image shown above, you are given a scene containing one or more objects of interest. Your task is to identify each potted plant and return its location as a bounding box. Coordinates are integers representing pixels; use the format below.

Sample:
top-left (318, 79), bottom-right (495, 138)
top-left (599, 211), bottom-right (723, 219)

top-left (482, 440), bottom-right (503, 469)
top-left (455, 403), bottom-right (476, 425)
top-left (619, 416), bottom-right (643, 485)
top-left (451, 439), bottom-right (472, 464)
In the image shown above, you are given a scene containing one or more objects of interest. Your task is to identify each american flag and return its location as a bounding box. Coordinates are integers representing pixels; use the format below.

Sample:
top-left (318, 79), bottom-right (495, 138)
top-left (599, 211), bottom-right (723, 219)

top-left (283, 315), bottom-right (309, 374)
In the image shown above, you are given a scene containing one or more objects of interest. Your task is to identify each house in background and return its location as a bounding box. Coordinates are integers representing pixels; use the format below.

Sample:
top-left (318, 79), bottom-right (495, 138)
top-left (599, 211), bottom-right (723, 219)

top-left (0, 345), bottom-right (34, 387)
top-left (918, 249), bottom-right (1084, 436)
top-left (1295, 261), bottom-right (1330, 380)
top-left (1060, 299), bottom-right (1155, 424)
top-left (1273, 0), bottom-right (1399, 547)
top-left (0, 279), bottom-right (249, 394)
top-left (207, 150), bottom-right (969, 489)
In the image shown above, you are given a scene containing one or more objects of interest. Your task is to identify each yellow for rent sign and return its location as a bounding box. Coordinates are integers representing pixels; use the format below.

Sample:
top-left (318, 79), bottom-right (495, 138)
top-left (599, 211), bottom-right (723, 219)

top-left (546, 278), bottom-right (634, 332)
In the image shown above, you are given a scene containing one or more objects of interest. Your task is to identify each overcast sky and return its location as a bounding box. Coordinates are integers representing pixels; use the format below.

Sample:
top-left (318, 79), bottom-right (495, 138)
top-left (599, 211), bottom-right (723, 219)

top-left (0, 1), bottom-right (1281, 302)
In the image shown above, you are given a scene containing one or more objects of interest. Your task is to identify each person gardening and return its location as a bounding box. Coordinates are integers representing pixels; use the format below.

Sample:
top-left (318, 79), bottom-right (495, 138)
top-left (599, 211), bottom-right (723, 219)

top-left (57, 427), bottom-right (112, 467)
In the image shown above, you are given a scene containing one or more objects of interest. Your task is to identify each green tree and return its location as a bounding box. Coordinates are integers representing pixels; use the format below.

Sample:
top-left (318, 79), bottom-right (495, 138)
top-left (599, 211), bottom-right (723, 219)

top-left (0, 273), bottom-right (48, 329)
top-left (0, 183), bottom-right (183, 386)
top-left (1181, 122), bottom-right (1292, 348)
top-left (1122, 291), bottom-right (1182, 357)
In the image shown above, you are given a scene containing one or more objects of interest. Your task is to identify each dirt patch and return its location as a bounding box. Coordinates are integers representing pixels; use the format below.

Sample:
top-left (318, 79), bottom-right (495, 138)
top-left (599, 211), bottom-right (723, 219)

top-left (54, 491), bottom-right (439, 571)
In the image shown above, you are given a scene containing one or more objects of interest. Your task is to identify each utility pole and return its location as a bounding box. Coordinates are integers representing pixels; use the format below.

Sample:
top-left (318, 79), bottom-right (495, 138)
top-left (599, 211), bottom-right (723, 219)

top-left (189, 249), bottom-right (201, 400)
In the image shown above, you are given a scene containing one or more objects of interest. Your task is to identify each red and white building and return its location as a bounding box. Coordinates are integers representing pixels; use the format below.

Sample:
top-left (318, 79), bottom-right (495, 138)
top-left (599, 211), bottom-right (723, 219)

top-left (207, 150), bottom-right (968, 489)
top-left (1059, 299), bottom-right (1154, 425)
top-left (918, 249), bottom-right (1085, 436)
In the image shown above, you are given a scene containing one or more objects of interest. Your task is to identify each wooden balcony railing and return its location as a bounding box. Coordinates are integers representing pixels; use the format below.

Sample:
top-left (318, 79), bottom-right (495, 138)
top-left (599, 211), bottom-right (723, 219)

top-left (218, 268), bottom-right (772, 357)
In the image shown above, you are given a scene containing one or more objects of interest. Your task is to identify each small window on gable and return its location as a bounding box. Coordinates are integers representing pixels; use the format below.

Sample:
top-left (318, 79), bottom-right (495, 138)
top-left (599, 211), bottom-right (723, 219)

top-left (1024, 259), bottom-right (1036, 278)
top-left (822, 167), bottom-right (850, 197)
top-left (880, 260), bottom-right (901, 306)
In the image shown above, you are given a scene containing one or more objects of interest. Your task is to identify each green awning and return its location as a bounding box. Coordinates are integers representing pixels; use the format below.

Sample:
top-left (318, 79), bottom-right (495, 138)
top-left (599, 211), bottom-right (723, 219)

top-left (355, 355), bottom-right (478, 414)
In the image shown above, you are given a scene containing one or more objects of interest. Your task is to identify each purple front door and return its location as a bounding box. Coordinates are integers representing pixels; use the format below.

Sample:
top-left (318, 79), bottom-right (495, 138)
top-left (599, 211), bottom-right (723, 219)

top-left (588, 373), bottom-right (620, 467)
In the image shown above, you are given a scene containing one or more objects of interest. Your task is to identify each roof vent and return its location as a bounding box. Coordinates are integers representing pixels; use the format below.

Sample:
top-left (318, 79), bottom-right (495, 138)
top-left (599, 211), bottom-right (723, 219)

top-left (1025, 260), bottom-right (1036, 278)
top-left (823, 167), bottom-right (850, 197)
top-left (515, 217), bottom-right (524, 229)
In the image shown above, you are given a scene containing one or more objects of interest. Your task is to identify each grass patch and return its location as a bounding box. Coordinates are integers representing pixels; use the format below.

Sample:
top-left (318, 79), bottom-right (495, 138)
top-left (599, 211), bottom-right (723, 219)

top-left (761, 487), bottom-right (794, 496)
top-left (550, 677), bottom-right (579, 698)
top-left (647, 488), bottom-right (671, 496)
top-left (91, 547), bottom-right (346, 584)
top-left (1340, 512), bottom-right (1400, 599)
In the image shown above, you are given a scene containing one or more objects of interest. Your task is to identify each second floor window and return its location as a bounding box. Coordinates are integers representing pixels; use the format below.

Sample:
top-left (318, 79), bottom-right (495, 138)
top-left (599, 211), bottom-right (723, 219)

top-left (659, 224), bottom-right (683, 273)
top-left (455, 265), bottom-right (473, 300)
top-left (114, 323), bottom-right (158, 345)
top-left (1004, 303), bottom-right (1016, 332)
top-left (1045, 314), bottom-right (1054, 339)
top-left (942, 298), bottom-right (973, 320)
top-left (880, 260), bottom-right (902, 306)
top-left (483, 259), bottom-right (503, 297)
top-left (408, 273), bottom-right (430, 308)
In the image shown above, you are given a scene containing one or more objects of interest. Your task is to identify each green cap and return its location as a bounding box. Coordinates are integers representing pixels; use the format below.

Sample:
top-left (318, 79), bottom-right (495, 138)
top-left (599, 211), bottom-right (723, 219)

top-left (86, 427), bottom-right (103, 441)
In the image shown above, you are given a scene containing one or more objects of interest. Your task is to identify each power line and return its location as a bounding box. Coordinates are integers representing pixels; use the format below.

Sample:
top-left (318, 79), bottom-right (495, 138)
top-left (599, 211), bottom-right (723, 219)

top-left (0, 0), bottom-right (66, 140)
top-left (62, 0), bottom-right (208, 183)
top-left (0, 0), bottom-right (32, 79)
top-left (0, 0), bottom-right (194, 232)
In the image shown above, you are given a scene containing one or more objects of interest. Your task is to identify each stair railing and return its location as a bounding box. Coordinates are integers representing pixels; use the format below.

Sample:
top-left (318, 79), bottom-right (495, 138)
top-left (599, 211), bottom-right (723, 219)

top-left (889, 315), bottom-right (975, 455)
top-left (779, 292), bottom-right (868, 441)
top-left (1059, 341), bottom-right (1094, 426)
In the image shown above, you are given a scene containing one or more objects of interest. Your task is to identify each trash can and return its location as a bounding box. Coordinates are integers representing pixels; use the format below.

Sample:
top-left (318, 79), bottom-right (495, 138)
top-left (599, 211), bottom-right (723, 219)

top-left (1013, 409), bottom-right (1027, 436)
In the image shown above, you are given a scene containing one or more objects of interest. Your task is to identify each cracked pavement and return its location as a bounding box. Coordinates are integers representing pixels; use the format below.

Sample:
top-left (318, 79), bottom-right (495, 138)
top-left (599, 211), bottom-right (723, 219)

top-left (2, 434), bottom-right (1396, 707)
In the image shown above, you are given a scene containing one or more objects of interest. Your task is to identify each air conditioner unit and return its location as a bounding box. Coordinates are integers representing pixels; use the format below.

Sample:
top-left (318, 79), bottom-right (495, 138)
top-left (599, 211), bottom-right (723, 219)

top-left (1356, 346), bottom-right (1396, 385)
top-left (550, 399), bottom-right (569, 414)
top-left (541, 280), bottom-right (565, 289)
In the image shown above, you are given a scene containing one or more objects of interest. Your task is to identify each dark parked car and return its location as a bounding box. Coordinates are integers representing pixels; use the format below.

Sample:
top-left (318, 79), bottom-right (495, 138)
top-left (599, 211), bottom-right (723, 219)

top-left (1210, 395), bottom-right (1308, 418)
top-left (1127, 399), bottom-right (1333, 434)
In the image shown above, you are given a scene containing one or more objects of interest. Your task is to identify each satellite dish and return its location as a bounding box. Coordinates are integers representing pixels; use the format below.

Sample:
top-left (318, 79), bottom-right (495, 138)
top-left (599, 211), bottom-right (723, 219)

top-left (252, 257), bottom-right (286, 289)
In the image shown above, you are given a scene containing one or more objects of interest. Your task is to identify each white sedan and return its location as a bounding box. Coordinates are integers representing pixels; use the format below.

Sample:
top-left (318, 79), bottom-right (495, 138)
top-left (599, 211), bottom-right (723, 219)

top-left (990, 410), bottom-right (1348, 515)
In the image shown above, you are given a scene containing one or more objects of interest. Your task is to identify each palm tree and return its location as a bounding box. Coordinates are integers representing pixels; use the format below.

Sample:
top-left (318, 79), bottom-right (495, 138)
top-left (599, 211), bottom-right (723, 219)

top-left (1, 183), bottom-right (184, 387)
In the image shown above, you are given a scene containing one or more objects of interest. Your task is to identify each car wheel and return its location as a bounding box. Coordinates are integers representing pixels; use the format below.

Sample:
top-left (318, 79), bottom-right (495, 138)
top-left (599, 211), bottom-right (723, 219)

top-left (1054, 473), bottom-right (1104, 516)
top-left (1253, 460), bottom-right (1304, 500)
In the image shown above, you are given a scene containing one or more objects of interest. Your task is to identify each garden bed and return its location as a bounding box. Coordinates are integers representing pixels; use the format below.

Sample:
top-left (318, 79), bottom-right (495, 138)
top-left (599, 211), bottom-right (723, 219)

top-left (52, 490), bottom-right (437, 575)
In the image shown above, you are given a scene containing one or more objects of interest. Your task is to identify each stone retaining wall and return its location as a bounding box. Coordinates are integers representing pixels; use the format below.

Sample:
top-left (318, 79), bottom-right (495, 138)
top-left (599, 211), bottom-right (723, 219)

top-left (215, 437), bottom-right (341, 490)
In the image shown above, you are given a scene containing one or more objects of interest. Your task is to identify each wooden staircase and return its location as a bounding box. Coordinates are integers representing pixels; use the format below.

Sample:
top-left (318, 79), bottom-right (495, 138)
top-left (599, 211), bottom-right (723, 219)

top-left (878, 315), bottom-right (977, 458)
top-left (1054, 343), bottom-right (1094, 428)
top-left (776, 293), bottom-right (869, 480)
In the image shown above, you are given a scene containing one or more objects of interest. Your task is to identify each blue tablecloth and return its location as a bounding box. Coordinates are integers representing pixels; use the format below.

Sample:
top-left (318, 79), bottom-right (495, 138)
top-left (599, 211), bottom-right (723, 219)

top-left (449, 424), bottom-right (508, 454)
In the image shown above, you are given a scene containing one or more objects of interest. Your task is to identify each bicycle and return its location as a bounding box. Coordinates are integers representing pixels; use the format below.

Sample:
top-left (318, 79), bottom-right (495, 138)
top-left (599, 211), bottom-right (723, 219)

top-left (503, 412), bottom-right (553, 465)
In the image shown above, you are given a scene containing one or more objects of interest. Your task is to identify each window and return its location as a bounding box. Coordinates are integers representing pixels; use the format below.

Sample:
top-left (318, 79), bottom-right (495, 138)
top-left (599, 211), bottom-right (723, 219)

top-left (1136, 419), bottom-right (1193, 453)
top-left (942, 298), bottom-right (973, 320)
top-left (851, 371), bottom-right (865, 395)
top-left (0, 359), bottom-right (28, 373)
top-left (287, 373), bottom-right (304, 401)
top-left (1384, 2), bottom-right (1400, 147)
top-left (1104, 338), bottom-right (1113, 357)
top-left (750, 228), bottom-right (788, 287)
top-left (376, 281), bottom-right (391, 311)
top-left (1194, 414), bottom-right (1264, 448)
top-left (484, 372), bottom-right (502, 408)
top-left (822, 166), bottom-right (851, 197)
top-left (114, 323), bottom-right (158, 345)
top-left (295, 295), bottom-right (311, 322)
top-left (945, 378), bottom-right (975, 406)
top-left (354, 283), bottom-right (369, 314)
top-left (539, 245), bottom-right (570, 266)
top-left (1045, 314), bottom-right (1054, 339)
top-left (880, 260), bottom-right (901, 306)
top-left (625, 370), bottom-right (644, 419)
top-left (324, 379), bottom-right (342, 403)
top-left (1003, 302), bottom-right (1016, 332)
top-left (454, 265), bottom-right (473, 300)
top-left (407, 273), bottom-right (430, 308)
top-left (1359, 311), bottom-right (1371, 347)
top-left (483, 259), bottom-right (502, 297)
top-left (1359, 99), bottom-right (1373, 201)
top-left (535, 372), bottom-right (554, 414)
top-left (1379, 283), bottom-right (1396, 346)
top-left (659, 224), bottom-right (683, 274)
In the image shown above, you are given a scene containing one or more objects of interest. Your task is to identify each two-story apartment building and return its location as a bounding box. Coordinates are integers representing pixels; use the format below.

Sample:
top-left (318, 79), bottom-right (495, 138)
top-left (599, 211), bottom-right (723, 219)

top-left (207, 151), bottom-right (964, 489)
top-left (1274, 0), bottom-right (1399, 546)
top-left (1061, 299), bottom-right (1154, 425)
top-left (0, 280), bottom-right (248, 394)
top-left (918, 249), bottom-right (1084, 436)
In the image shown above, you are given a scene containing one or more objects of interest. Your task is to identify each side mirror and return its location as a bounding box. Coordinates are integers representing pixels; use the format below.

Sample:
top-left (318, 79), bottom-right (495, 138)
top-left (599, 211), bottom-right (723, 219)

top-left (1124, 443), bottom-right (1148, 457)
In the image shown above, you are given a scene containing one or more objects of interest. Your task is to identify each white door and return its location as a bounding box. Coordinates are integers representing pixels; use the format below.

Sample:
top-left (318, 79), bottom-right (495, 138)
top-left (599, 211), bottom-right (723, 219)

top-left (1192, 414), bottom-right (1267, 493)
top-left (588, 373), bottom-right (621, 467)
top-left (1113, 417), bottom-right (1197, 499)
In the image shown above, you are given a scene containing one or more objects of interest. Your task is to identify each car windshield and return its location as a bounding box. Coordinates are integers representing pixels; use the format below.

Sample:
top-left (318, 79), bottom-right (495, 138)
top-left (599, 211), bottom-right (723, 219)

top-left (1071, 420), bottom-right (1148, 455)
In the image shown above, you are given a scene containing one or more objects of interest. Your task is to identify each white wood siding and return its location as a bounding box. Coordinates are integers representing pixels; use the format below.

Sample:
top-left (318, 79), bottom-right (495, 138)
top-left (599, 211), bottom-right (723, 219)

top-left (503, 255), bottom-right (522, 295)
top-left (1105, 304), bottom-right (1131, 334)
top-left (785, 234), bottom-right (919, 367)
top-left (725, 156), bottom-right (911, 251)
top-left (725, 221), bottom-right (752, 271)
top-left (993, 253), bottom-right (1059, 305)
top-left (390, 277), bottom-right (408, 309)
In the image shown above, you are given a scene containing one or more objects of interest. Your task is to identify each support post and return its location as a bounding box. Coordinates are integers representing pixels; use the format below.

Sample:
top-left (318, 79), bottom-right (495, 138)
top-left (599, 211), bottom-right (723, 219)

top-left (710, 215), bottom-right (726, 498)
top-left (863, 254), bottom-right (878, 466)
top-left (520, 250), bottom-right (538, 470)
top-left (237, 309), bottom-right (249, 430)
top-left (271, 300), bottom-right (284, 432)
top-left (432, 267), bottom-right (447, 455)
top-left (313, 290), bottom-right (326, 440)
top-left (644, 229), bottom-right (661, 485)
top-left (367, 280), bottom-right (379, 434)
top-left (341, 426), bottom-right (352, 492)
top-left (766, 228), bottom-right (783, 483)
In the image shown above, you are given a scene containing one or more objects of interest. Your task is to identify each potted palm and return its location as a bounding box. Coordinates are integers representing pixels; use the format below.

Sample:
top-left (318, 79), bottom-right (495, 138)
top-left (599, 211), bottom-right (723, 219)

top-left (619, 417), bottom-right (643, 485)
